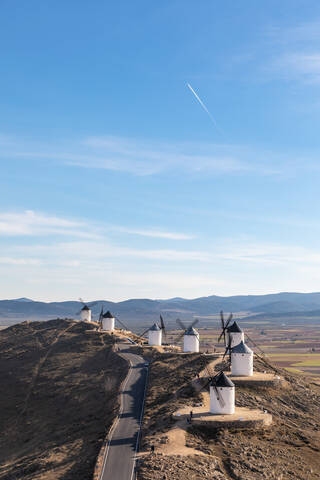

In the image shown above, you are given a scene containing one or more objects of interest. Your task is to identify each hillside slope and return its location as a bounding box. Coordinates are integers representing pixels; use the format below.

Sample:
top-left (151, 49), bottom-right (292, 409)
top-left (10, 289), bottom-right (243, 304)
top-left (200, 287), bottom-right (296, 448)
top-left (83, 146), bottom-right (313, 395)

top-left (137, 353), bottom-right (320, 480)
top-left (0, 319), bottom-right (128, 480)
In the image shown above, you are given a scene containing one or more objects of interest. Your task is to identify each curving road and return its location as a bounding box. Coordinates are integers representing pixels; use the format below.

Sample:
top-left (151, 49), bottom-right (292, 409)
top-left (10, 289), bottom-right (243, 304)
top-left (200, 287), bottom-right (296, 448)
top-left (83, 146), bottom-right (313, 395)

top-left (100, 340), bottom-right (148, 480)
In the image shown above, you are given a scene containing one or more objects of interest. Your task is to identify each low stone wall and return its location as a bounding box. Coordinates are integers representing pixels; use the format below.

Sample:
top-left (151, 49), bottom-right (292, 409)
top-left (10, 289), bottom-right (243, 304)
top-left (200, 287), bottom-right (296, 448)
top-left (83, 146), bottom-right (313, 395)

top-left (190, 415), bottom-right (272, 429)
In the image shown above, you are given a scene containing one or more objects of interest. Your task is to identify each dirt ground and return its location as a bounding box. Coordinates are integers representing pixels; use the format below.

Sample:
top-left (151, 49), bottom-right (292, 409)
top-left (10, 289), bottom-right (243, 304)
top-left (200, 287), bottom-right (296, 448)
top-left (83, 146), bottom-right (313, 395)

top-left (137, 352), bottom-right (320, 480)
top-left (0, 319), bottom-right (128, 480)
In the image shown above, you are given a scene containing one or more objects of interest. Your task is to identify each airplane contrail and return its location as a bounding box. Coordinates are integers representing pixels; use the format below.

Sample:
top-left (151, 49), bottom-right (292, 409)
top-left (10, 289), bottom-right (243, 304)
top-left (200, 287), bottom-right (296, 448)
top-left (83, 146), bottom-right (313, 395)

top-left (187, 83), bottom-right (223, 134)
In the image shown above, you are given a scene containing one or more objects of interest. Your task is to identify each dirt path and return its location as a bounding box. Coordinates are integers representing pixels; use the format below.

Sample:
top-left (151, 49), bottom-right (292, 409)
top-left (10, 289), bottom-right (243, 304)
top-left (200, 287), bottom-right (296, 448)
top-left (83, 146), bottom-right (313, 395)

top-left (139, 357), bottom-right (223, 459)
top-left (152, 419), bottom-right (206, 457)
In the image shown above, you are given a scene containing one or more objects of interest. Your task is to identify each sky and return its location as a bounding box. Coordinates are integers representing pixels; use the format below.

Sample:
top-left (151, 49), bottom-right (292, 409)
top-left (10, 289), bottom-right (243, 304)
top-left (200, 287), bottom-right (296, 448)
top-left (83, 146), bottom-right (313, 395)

top-left (1, 1), bottom-right (320, 301)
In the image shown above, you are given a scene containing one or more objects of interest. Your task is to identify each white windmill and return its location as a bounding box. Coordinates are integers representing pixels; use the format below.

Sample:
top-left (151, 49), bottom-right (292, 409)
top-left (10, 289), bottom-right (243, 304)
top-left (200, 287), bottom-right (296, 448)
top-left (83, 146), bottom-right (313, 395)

top-left (98, 307), bottom-right (130, 332)
top-left (101, 310), bottom-right (115, 331)
top-left (137, 315), bottom-right (167, 346)
top-left (80, 305), bottom-right (91, 322)
top-left (227, 321), bottom-right (244, 348)
top-left (77, 298), bottom-right (99, 322)
top-left (218, 311), bottom-right (244, 349)
top-left (176, 319), bottom-right (200, 353)
top-left (209, 371), bottom-right (235, 415)
top-left (231, 341), bottom-right (253, 376)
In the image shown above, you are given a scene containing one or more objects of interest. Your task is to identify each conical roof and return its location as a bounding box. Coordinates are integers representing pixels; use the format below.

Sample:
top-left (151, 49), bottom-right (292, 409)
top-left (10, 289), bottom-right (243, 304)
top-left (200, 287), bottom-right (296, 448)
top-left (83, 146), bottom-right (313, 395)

top-left (211, 371), bottom-right (234, 388)
top-left (81, 305), bottom-right (89, 311)
top-left (184, 326), bottom-right (199, 336)
top-left (227, 321), bottom-right (242, 333)
top-left (231, 340), bottom-right (252, 354)
top-left (103, 310), bottom-right (114, 318)
top-left (149, 323), bottom-right (161, 331)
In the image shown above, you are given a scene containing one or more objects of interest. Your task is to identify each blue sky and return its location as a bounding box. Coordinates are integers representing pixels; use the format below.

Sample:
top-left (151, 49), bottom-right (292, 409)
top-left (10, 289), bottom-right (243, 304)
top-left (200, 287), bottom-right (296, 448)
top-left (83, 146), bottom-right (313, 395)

top-left (1, 1), bottom-right (320, 301)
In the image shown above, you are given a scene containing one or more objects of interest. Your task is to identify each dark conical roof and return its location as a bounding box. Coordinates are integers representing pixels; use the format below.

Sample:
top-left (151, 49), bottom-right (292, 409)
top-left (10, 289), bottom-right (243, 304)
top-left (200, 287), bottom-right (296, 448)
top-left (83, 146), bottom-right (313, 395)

top-left (184, 326), bottom-right (199, 336)
top-left (149, 323), bottom-right (161, 331)
top-left (227, 321), bottom-right (242, 333)
top-left (103, 310), bottom-right (114, 318)
top-left (81, 305), bottom-right (89, 311)
top-left (231, 340), bottom-right (252, 354)
top-left (211, 371), bottom-right (234, 388)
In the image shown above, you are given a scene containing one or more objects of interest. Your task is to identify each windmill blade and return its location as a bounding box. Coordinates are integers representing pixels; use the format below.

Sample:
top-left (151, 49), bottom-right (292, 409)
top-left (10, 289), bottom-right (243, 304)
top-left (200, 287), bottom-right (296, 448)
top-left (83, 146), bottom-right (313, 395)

top-left (115, 316), bottom-right (130, 331)
top-left (218, 311), bottom-right (232, 345)
top-left (225, 313), bottom-right (233, 329)
top-left (218, 311), bottom-right (226, 343)
top-left (217, 330), bottom-right (225, 344)
top-left (160, 315), bottom-right (165, 331)
top-left (88, 301), bottom-right (99, 308)
top-left (199, 378), bottom-right (212, 392)
top-left (220, 310), bottom-right (225, 329)
top-left (174, 330), bottom-right (186, 344)
top-left (176, 318), bottom-right (187, 331)
top-left (160, 315), bottom-right (167, 341)
top-left (189, 318), bottom-right (199, 329)
top-left (222, 339), bottom-right (231, 360)
top-left (137, 327), bottom-right (151, 339)
top-left (99, 306), bottom-right (104, 325)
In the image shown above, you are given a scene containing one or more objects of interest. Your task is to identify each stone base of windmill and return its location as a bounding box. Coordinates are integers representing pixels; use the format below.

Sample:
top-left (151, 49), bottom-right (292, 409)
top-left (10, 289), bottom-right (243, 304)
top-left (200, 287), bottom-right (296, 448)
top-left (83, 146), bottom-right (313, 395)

top-left (173, 393), bottom-right (272, 429)
top-left (226, 370), bottom-right (282, 387)
top-left (173, 404), bottom-right (272, 429)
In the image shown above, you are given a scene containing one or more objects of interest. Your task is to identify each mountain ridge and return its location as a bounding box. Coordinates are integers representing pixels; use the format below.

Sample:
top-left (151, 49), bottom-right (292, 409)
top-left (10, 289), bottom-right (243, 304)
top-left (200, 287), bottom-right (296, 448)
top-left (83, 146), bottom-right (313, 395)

top-left (2, 292), bottom-right (320, 326)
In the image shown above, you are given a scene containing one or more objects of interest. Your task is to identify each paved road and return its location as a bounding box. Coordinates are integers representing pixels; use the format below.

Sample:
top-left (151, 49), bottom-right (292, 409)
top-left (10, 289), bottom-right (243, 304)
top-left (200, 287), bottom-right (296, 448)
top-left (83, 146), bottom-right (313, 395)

top-left (100, 341), bottom-right (148, 480)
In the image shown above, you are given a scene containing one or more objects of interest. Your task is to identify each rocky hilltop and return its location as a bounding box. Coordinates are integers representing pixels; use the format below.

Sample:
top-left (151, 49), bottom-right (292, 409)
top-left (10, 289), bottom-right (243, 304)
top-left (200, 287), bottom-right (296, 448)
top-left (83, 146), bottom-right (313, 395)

top-left (0, 319), bottom-right (128, 480)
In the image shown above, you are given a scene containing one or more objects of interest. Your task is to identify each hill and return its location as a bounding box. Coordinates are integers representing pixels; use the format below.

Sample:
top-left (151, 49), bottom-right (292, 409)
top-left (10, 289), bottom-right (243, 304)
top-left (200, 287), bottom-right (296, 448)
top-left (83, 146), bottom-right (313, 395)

top-left (136, 352), bottom-right (320, 480)
top-left (2, 292), bottom-right (320, 328)
top-left (0, 319), bottom-right (128, 480)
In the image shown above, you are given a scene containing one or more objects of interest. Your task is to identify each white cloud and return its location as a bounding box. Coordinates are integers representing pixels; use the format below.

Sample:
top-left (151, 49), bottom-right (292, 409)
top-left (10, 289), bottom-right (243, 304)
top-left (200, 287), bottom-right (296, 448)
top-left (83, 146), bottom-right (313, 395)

top-left (0, 209), bottom-right (195, 243)
top-left (267, 21), bottom-right (320, 45)
top-left (0, 132), bottom-right (287, 177)
top-left (15, 240), bottom-right (210, 263)
top-left (0, 257), bottom-right (41, 265)
top-left (111, 226), bottom-right (195, 240)
top-left (272, 53), bottom-right (320, 84)
top-left (0, 210), bottom-right (97, 239)
top-left (262, 20), bottom-right (320, 84)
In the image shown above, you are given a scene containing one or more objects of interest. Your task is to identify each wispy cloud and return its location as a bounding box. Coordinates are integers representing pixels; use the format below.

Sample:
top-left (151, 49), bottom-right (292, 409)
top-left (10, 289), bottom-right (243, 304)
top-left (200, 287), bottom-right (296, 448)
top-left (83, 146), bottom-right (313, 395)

top-left (3, 209), bottom-right (320, 300)
top-left (0, 210), bottom-right (97, 239)
top-left (111, 225), bottom-right (195, 240)
top-left (0, 209), bottom-right (196, 244)
top-left (0, 132), bottom-right (289, 177)
top-left (79, 135), bottom-right (253, 175)
top-left (17, 240), bottom-right (211, 263)
top-left (267, 21), bottom-right (320, 45)
top-left (0, 257), bottom-right (41, 265)
top-left (271, 53), bottom-right (320, 84)
top-left (264, 20), bottom-right (320, 84)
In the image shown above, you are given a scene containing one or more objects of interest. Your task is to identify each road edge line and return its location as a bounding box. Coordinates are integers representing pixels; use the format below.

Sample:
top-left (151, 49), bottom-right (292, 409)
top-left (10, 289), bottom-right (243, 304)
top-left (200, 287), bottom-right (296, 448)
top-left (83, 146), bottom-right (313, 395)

top-left (94, 351), bottom-right (133, 480)
top-left (130, 360), bottom-right (149, 480)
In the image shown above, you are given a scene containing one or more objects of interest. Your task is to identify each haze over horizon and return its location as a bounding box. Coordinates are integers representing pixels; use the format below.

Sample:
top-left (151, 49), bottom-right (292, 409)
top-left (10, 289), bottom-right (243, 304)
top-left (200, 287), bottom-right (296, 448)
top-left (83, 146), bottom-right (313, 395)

top-left (1, 2), bottom-right (320, 301)
top-left (3, 290), bottom-right (320, 305)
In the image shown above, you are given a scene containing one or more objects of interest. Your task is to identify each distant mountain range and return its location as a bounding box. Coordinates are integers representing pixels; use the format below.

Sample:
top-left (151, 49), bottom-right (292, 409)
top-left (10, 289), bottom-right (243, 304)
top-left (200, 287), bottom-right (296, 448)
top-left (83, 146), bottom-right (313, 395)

top-left (1, 292), bottom-right (320, 327)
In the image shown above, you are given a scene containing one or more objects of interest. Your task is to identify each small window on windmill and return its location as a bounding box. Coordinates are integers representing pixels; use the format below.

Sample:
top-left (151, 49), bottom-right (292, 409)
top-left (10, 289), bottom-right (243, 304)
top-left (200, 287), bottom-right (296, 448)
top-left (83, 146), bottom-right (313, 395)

top-left (220, 388), bottom-right (223, 391)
